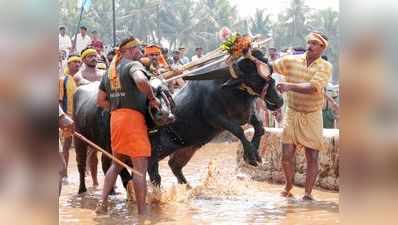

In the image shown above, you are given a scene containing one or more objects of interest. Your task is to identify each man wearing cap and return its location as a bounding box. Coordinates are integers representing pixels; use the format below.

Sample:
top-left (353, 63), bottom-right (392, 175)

top-left (95, 37), bottom-right (161, 215)
top-left (271, 31), bottom-right (332, 200)
top-left (59, 54), bottom-right (84, 181)
top-left (80, 47), bottom-right (105, 82)
top-left (73, 26), bottom-right (92, 55)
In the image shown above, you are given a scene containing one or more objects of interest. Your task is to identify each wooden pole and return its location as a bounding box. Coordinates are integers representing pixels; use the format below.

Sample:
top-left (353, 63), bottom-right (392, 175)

top-left (72, 0), bottom-right (87, 54)
top-left (112, 0), bottom-right (116, 47)
top-left (73, 131), bottom-right (143, 177)
top-left (161, 37), bottom-right (272, 81)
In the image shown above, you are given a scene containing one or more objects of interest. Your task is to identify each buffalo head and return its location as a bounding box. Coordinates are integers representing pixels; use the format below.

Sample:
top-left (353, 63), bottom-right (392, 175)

top-left (148, 78), bottom-right (176, 127)
top-left (183, 48), bottom-right (283, 111)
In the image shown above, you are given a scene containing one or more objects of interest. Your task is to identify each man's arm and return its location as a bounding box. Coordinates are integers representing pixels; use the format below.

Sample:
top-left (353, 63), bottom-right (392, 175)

top-left (129, 69), bottom-right (160, 109)
top-left (277, 63), bottom-right (332, 95)
top-left (59, 105), bottom-right (74, 130)
top-left (277, 82), bottom-right (317, 94)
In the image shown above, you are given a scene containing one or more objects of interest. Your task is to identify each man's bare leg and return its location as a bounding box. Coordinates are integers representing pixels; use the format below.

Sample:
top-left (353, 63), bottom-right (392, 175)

top-left (62, 137), bottom-right (72, 178)
top-left (303, 147), bottom-right (319, 200)
top-left (131, 157), bottom-right (148, 215)
top-left (95, 154), bottom-right (124, 214)
top-left (59, 152), bottom-right (67, 196)
top-left (281, 143), bottom-right (296, 197)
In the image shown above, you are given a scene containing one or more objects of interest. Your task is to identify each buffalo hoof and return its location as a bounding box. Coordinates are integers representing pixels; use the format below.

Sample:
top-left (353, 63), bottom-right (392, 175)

top-left (150, 179), bottom-right (161, 188)
top-left (78, 187), bottom-right (87, 194)
top-left (243, 153), bottom-right (258, 167)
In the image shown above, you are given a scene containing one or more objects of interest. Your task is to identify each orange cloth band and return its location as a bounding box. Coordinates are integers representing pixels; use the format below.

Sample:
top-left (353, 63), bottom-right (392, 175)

top-left (144, 45), bottom-right (168, 67)
top-left (110, 109), bottom-right (151, 158)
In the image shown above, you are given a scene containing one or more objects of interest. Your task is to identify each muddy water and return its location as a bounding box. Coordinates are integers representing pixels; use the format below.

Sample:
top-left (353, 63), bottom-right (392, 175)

top-left (59, 142), bottom-right (339, 225)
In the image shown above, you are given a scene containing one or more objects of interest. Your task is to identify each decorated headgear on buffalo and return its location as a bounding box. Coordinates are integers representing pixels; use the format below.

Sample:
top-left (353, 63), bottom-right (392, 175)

top-left (108, 37), bottom-right (143, 91)
top-left (80, 47), bottom-right (97, 59)
top-left (220, 33), bottom-right (253, 59)
top-left (307, 32), bottom-right (329, 48)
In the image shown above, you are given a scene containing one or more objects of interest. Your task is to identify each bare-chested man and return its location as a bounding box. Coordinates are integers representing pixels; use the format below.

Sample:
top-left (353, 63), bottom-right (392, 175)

top-left (79, 47), bottom-right (106, 186)
top-left (80, 47), bottom-right (105, 82)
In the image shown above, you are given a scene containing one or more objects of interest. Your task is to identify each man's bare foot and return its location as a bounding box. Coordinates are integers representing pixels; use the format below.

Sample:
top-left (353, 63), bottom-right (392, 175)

top-left (302, 194), bottom-right (315, 201)
top-left (94, 200), bottom-right (108, 214)
top-left (280, 190), bottom-right (294, 198)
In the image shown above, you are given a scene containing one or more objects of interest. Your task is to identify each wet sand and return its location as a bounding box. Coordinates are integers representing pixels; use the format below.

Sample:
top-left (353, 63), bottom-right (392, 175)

top-left (59, 142), bottom-right (339, 225)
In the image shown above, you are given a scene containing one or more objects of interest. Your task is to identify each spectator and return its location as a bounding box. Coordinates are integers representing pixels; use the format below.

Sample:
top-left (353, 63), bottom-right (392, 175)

top-left (268, 47), bottom-right (279, 61)
top-left (170, 50), bottom-right (185, 92)
top-left (161, 47), bottom-right (174, 65)
top-left (59, 26), bottom-right (72, 55)
top-left (191, 47), bottom-right (204, 61)
top-left (73, 26), bottom-right (92, 55)
top-left (172, 50), bottom-right (183, 66)
top-left (178, 47), bottom-right (190, 64)
top-left (91, 30), bottom-right (104, 54)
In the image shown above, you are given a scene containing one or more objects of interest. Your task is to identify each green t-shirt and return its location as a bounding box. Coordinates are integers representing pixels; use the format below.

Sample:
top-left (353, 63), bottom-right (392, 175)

top-left (99, 58), bottom-right (150, 115)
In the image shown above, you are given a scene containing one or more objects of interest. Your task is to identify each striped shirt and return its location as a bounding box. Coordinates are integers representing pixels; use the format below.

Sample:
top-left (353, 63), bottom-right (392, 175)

top-left (273, 53), bottom-right (332, 112)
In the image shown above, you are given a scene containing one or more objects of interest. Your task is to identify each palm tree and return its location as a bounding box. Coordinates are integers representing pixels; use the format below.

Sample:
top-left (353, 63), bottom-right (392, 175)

top-left (118, 0), bottom-right (159, 43)
top-left (249, 9), bottom-right (272, 37)
top-left (286, 0), bottom-right (310, 47)
top-left (273, 0), bottom-right (310, 49)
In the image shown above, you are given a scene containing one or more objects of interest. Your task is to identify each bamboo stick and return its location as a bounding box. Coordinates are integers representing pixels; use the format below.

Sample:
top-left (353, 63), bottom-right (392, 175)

top-left (162, 37), bottom-right (272, 81)
top-left (73, 131), bottom-right (143, 177)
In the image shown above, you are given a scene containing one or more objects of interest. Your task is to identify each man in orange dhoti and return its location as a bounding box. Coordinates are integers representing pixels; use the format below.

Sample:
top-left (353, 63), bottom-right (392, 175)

top-left (95, 37), bottom-right (160, 215)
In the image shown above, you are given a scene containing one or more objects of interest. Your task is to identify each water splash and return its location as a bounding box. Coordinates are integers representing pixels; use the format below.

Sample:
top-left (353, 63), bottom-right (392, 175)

top-left (145, 159), bottom-right (260, 204)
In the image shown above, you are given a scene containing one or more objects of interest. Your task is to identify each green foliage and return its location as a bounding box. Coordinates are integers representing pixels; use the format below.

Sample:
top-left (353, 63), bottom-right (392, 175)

top-left (249, 9), bottom-right (272, 37)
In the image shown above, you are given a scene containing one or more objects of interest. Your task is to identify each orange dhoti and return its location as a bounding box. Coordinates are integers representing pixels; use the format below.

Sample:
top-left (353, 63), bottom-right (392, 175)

top-left (110, 108), bottom-right (151, 158)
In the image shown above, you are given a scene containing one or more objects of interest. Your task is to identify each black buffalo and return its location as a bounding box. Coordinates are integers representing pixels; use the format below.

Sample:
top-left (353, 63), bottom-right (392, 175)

top-left (147, 49), bottom-right (283, 186)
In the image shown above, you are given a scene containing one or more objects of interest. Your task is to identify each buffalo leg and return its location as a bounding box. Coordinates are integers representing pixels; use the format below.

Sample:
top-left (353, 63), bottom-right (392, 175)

top-left (211, 115), bottom-right (258, 166)
top-left (249, 113), bottom-right (264, 163)
top-left (168, 147), bottom-right (197, 184)
top-left (148, 159), bottom-right (161, 186)
top-left (148, 144), bottom-right (162, 187)
top-left (74, 136), bottom-right (88, 194)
